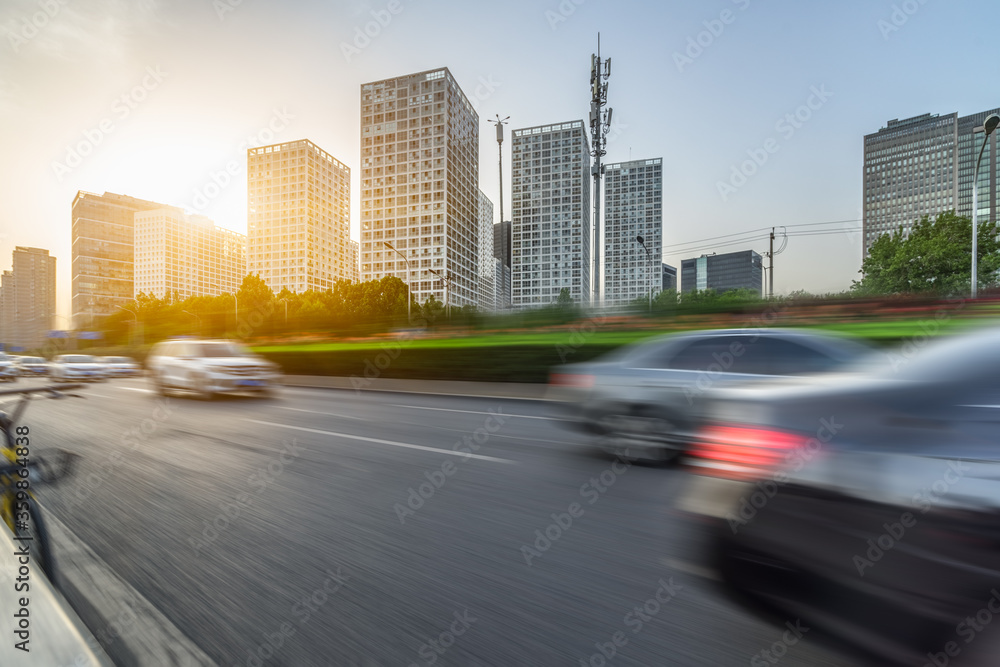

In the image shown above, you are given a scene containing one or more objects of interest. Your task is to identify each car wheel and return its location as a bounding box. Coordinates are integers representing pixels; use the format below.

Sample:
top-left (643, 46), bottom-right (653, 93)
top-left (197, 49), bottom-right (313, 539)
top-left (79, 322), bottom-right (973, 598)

top-left (196, 375), bottom-right (214, 401)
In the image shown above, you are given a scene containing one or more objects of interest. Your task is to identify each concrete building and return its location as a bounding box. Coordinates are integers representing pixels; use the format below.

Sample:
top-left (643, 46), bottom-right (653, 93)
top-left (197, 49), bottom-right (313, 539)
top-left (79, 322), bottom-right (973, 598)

top-left (863, 109), bottom-right (1000, 256)
top-left (603, 158), bottom-right (663, 307)
top-left (493, 258), bottom-right (510, 310)
top-left (0, 247), bottom-right (56, 351)
top-left (492, 220), bottom-right (511, 309)
top-left (477, 190), bottom-right (495, 311)
top-left (359, 68), bottom-right (480, 310)
top-left (71, 191), bottom-right (164, 329)
top-left (349, 240), bottom-right (360, 283)
top-left (247, 139), bottom-right (351, 293)
top-left (681, 250), bottom-right (762, 297)
top-left (511, 120), bottom-right (591, 307)
top-left (662, 263), bottom-right (677, 292)
top-left (134, 206), bottom-right (246, 299)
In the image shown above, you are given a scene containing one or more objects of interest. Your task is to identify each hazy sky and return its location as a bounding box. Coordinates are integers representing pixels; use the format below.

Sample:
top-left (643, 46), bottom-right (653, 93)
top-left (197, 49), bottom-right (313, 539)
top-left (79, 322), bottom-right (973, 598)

top-left (1, 0), bottom-right (997, 319)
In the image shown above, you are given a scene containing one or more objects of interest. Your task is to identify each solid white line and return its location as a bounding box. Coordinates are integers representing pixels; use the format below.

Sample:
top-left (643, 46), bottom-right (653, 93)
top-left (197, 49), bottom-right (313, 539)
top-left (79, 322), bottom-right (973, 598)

top-left (246, 419), bottom-right (518, 464)
top-left (276, 406), bottom-right (361, 420)
top-left (117, 386), bottom-right (153, 393)
top-left (387, 404), bottom-right (566, 421)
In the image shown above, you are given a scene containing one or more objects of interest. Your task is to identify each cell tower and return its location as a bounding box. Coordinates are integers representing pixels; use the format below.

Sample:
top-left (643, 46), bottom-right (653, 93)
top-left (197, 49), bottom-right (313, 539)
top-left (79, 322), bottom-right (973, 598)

top-left (589, 35), bottom-right (612, 306)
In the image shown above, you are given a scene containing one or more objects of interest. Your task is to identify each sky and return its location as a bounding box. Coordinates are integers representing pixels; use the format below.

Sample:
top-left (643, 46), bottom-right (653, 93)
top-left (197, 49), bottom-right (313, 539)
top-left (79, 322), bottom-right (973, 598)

top-left (1, 0), bottom-right (998, 320)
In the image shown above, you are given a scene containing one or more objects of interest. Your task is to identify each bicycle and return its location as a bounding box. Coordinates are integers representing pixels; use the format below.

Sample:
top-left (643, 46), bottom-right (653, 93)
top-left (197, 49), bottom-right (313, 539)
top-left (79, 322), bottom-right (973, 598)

top-left (0, 383), bottom-right (82, 585)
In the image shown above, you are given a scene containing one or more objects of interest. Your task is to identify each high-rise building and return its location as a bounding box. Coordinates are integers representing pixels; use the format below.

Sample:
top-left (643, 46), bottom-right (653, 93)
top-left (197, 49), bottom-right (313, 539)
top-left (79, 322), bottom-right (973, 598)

top-left (0, 247), bottom-right (56, 351)
top-left (602, 158), bottom-right (663, 307)
top-left (492, 220), bottom-right (511, 309)
top-left (349, 240), bottom-right (360, 283)
top-left (71, 191), bottom-right (164, 328)
top-left (511, 120), bottom-right (591, 307)
top-left (359, 68), bottom-right (480, 310)
top-left (681, 250), bottom-right (762, 297)
top-left (478, 190), bottom-right (495, 311)
top-left (493, 258), bottom-right (510, 310)
top-left (247, 139), bottom-right (351, 294)
top-left (863, 109), bottom-right (1000, 256)
top-left (493, 220), bottom-right (511, 267)
top-left (134, 206), bottom-right (246, 299)
top-left (662, 263), bottom-right (677, 292)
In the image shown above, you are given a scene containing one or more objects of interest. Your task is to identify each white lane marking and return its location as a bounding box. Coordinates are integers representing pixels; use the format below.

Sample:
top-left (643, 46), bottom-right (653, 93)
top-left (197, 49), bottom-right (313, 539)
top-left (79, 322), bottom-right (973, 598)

top-left (276, 406), bottom-right (362, 420)
top-left (660, 557), bottom-right (720, 581)
top-left (964, 405), bottom-right (1000, 409)
top-left (387, 404), bottom-right (567, 421)
top-left (246, 419), bottom-right (518, 464)
top-left (117, 386), bottom-right (153, 393)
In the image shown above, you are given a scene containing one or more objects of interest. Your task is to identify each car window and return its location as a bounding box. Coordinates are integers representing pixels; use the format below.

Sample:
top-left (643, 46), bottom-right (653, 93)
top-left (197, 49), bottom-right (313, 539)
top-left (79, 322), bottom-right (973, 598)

top-left (734, 338), bottom-right (840, 376)
top-left (664, 336), bottom-right (757, 374)
top-left (194, 342), bottom-right (249, 357)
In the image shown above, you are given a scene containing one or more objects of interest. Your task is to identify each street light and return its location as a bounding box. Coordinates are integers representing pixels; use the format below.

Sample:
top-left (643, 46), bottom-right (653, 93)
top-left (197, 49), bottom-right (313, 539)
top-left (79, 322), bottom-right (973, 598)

top-left (183, 310), bottom-right (202, 336)
top-left (116, 304), bottom-right (141, 346)
top-left (428, 268), bottom-right (452, 319)
top-left (972, 113), bottom-right (1000, 299)
top-left (636, 235), bottom-right (653, 312)
top-left (383, 241), bottom-right (411, 322)
top-left (209, 283), bottom-right (238, 333)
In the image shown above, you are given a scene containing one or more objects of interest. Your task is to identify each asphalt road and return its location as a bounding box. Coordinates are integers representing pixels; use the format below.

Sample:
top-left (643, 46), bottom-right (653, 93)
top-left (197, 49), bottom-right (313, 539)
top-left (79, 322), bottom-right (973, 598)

top-left (12, 376), bottom-right (852, 666)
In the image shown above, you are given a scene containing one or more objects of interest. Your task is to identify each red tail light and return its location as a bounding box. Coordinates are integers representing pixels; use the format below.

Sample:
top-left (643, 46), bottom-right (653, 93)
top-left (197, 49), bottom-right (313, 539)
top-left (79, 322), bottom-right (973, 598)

top-left (549, 373), bottom-right (595, 389)
top-left (687, 425), bottom-right (806, 481)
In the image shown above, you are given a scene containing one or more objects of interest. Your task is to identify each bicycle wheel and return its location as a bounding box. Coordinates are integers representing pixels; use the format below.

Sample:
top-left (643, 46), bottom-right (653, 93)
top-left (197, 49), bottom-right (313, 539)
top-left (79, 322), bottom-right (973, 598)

top-left (12, 496), bottom-right (55, 585)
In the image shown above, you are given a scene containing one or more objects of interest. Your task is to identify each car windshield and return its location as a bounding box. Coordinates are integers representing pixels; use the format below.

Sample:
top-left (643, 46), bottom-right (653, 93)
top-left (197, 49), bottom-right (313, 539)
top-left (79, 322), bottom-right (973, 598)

top-left (194, 342), bottom-right (250, 358)
top-left (62, 355), bottom-right (95, 363)
top-left (21, 357), bottom-right (43, 363)
top-left (108, 357), bottom-right (130, 363)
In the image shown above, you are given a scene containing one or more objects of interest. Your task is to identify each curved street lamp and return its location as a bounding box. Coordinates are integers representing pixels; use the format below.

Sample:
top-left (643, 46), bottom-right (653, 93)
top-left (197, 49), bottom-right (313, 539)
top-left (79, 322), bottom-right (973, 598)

top-left (383, 241), bottom-right (412, 322)
top-left (972, 113), bottom-right (1000, 299)
top-left (183, 309), bottom-right (202, 336)
top-left (428, 268), bottom-right (452, 319)
top-left (116, 304), bottom-right (142, 346)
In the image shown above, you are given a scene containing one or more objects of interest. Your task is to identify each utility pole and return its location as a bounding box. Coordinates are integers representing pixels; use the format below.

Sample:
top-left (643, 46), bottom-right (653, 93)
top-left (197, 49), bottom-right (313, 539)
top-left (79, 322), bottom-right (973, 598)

top-left (589, 34), bottom-right (612, 307)
top-left (769, 227), bottom-right (774, 299)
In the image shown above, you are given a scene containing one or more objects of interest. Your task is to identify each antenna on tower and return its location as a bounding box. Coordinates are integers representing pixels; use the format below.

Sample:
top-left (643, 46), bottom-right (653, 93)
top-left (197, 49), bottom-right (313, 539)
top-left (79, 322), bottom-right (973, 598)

top-left (589, 33), bottom-right (612, 306)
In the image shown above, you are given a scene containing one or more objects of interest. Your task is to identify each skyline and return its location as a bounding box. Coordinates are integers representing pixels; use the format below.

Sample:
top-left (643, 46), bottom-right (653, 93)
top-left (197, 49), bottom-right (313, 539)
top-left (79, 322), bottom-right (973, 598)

top-left (2, 0), bottom-right (998, 320)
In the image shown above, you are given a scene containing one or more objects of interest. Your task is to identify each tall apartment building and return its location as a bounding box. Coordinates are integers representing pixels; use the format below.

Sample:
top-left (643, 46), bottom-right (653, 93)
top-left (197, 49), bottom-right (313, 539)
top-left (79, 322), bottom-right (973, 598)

top-left (71, 191), bottom-right (164, 328)
top-left (492, 220), bottom-right (511, 309)
top-left (863, 109), bottom-right (1000, 256)
top-left (359, 68), bottom-right (481, 309)
top-left (510, 120), bottom-right (591, 307)
top-left (603, 158), bottom-right (663, 306)
top-left (0, 247), bottom-right (56, 351)
top-left (681, 249), bottom-right (762, 297)
top-left (247, 139), bottom-right (351, 294)
top-left (349, 240), bottom-right (360, 283)
top-left (134, 206), bottom-right (246, 299)
top-left (477, 190), bottom-right (495, 311)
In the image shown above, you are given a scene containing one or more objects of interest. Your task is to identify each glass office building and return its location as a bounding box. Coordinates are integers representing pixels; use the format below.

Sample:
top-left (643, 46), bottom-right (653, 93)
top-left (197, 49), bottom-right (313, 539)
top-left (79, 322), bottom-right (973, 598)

top-left (681, 249), bottom-right (762, 296)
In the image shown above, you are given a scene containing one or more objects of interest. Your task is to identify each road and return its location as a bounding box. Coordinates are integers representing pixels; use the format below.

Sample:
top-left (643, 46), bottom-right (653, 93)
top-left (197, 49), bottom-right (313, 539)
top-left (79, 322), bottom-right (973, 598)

top-left (13, 376), bottom-right (851, 666)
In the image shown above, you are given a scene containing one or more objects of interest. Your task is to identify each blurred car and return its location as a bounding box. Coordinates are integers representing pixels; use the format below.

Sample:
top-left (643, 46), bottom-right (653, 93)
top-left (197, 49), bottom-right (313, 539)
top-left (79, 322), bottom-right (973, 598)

top-left (0, 353), bottom-right (18, 382)
top-left (680, 326), bottom-right (1000, 666)
top-left (101, 355), bottom-right (142, 378)
top-left (50, 354), bottom-right (107, 382)
top-left (146, 338), bottom-right (281, 399)
top-left (547, 328), bottom-right (875, 462)
top-left (12, 356), bottom-right (49, 377)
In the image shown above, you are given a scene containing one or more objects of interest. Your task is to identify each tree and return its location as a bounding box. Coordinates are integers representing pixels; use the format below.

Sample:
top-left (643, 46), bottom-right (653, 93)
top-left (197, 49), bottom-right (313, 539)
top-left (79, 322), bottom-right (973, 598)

top-left (555, 288), bottom-right (574, 308)
top-left (852, 211), bottom-right (1000, 295)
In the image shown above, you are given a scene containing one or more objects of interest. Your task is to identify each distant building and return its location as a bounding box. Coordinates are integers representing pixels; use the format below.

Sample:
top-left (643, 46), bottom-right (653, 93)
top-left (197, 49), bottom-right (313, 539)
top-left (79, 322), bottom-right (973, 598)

top-left (493, 258), bottom-right (510, 310)
top-left (511, 120), bottom-right (591, 307)
top-left (0, 247), bottom-right (56, 351)
top-left (603, 158), bottom-right (663, 306)
top-left (247, 139), bottom-right (351, 293)
top-left (478, 190), bottom-right (495, 311)
top-left (662, 263), bottom-right (677, 292)
top-left (493, 220), bottom-right (511, 267)
top-left (681, 250), bottom-right (762, 297)
top-left (863, 109), bottom-right (1000, 256)
top-left (359, 68), bottom-right (480, 309)
top-left (349, 240), bottom-right (360, 283)
top-left (134, 206), bottom-right (246, 299)
top-left (71, 191), bottom-right (165, 328)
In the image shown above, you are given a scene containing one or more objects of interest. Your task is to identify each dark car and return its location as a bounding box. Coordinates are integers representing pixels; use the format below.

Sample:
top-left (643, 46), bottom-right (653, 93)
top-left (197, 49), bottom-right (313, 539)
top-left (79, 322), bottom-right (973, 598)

top-left (680, 326), bottom-right (1000, 666)
top-left (546, 328), bottom-right (875, 462)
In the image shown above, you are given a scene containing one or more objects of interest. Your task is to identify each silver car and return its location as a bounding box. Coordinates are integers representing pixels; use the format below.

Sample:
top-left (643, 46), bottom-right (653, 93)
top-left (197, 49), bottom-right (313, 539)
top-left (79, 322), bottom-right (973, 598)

top-left (0, 353), bottom-right (18, 382)
top-left (12, 356), bottom-right (49, 377)
top-left (146, 339), bottom-right (281, 399)
top-left (101, 356), bottom-right (142, 378)
top-left (51, 354), bottom-right (107, 382)
top-left (547, 328), bottom-right (875, 462)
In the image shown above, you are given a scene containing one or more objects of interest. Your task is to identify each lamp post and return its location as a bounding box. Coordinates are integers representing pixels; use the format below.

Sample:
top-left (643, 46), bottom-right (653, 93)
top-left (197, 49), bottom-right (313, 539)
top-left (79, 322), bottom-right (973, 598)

top-left (383, 241), bottom-right (411, 322)
top-left (183, 310), bottom-right (202, 336)
top-left (428, 268), bottom-right (452, 319)
top-left (972, 114), bottom-right (1000, 299)
top-left (636, 235), bottom-right (653, 312)
top-left (116, 304), bottom-right (141, 346)
top-left (209, 284), bottom-right (238, 334)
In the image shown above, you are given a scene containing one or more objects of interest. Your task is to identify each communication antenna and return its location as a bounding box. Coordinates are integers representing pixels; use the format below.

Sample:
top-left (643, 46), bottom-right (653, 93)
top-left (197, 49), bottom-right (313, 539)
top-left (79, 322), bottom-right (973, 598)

top-left (589, 34), bottom-right (612, 305)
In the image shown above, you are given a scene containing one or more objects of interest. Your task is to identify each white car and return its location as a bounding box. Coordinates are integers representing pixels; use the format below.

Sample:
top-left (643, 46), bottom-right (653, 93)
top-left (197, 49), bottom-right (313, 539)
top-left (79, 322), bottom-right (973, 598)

top-left (101, 356), bottom-right (142, 378)
top-left (0, 354), bottom-right (18, 382)
top-left (145, 339), bottom-right (281, 399)
top-left (12, 356), bottom-right (49, 377)
top-left (51, 354), bottom-right (108, 382)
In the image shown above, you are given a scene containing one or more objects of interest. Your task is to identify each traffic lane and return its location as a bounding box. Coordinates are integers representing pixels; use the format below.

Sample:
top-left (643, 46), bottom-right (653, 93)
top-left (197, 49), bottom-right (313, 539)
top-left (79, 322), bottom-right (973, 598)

top-left (25, 381), bottom-right (849, 665)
